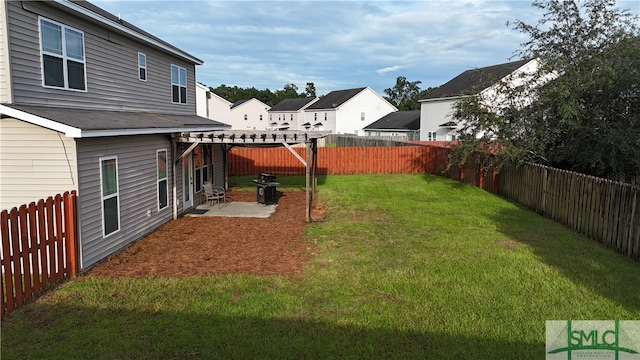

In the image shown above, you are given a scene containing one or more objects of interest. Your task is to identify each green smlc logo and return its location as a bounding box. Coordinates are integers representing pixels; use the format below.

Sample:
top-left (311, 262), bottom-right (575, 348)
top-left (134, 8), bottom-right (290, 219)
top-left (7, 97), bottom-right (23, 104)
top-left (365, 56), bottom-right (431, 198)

top-left (547, 320), bottom-right (640, 360)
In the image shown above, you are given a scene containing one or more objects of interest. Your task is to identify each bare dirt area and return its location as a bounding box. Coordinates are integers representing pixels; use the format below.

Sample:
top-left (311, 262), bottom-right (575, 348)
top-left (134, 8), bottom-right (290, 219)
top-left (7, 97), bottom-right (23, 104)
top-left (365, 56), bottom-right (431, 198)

top-left (87, 191), bottom-right (314, 278)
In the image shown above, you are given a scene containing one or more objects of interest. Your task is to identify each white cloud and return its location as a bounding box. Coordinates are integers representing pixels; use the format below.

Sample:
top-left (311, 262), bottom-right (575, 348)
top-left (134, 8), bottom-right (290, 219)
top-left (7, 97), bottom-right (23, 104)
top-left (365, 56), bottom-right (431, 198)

top-left (376, 65), bottom-right (407, 75)
top-left (91, 0), bottom-right (639, 96)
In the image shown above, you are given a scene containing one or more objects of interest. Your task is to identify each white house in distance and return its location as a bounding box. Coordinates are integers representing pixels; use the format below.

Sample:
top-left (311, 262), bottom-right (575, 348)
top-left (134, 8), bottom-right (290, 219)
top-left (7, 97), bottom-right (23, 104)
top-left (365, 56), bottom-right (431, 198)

top-left (229, 98), bottom-right (270, 130)
top-left (195, 83), bottom-right (231, 125)
top-left (419, 59), bottom-right (539, 142)
top-left (267, 97), bottom-right (319, 130)
top-left (304, 87), bottom-right (397, 135)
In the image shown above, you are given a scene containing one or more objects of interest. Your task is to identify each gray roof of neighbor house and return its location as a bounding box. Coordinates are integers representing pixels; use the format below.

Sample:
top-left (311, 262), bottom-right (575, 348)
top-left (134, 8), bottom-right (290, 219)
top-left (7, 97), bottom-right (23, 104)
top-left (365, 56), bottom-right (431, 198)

top-left (269, 98), bottom-right (317, 112)
top-left (60, 1), bottom-right (202, 64)
top-left (421, 59), bottom-right (530, 100)
top-left (230, 99), bottom-right (251, 109)
top-left (1, 105), bottom-right (230, 138)
top-left (306, 87), bottom-right (367, 110)
top-left (363, 111), bottom-right (420, 131)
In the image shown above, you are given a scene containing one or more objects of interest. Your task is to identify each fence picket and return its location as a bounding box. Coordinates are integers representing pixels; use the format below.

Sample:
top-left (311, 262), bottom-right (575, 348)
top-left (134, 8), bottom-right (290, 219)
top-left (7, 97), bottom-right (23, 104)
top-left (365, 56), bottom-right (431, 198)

top-left (19, 205), bottom-right (33, 302)
top-left (1, 192), bottom-right (78, 319)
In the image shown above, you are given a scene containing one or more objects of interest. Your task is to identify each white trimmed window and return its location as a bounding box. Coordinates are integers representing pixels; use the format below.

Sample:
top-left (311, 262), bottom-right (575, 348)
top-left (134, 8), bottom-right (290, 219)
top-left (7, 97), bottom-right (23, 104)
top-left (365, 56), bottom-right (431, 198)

top-left (324, 113), bottom-right (327, 121)
top-left (138, 53), bottom-right (147, 81)
top-left (39, 17), bottom-right (86, 91)
top-left (171, 64), bottom-right (187, 104)
top-left (100, 156), bottom-right (120, 237)
top-left (260, 115), bottom-right (263, 121)
top-left (361, 112), bottom-right (365, 121)
top-left (428, 131), bottom-right (437, 141)
top-left (157, 149), bottom-right (168, 210)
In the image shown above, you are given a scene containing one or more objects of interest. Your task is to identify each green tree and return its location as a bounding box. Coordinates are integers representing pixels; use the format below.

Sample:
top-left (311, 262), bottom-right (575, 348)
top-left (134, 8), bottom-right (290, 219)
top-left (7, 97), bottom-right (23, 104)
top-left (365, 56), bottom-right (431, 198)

top-left (450, 0), bottom-right (640, 180)
top-left (305, 82), bottom-right (317, 98)
top-left (383, 76), bottom-right (424, 110)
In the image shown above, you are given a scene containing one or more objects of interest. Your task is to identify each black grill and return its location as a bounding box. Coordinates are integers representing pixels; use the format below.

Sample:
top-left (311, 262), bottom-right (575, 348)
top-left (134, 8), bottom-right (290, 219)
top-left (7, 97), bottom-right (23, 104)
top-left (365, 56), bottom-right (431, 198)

top-left (251, 173), bottom-right (279, 205)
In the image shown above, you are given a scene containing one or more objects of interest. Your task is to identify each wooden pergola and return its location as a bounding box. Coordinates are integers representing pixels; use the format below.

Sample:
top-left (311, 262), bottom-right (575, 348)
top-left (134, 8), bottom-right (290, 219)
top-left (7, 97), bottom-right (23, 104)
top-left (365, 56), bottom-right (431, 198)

top-left (173, 130), bottom-right (330, 222)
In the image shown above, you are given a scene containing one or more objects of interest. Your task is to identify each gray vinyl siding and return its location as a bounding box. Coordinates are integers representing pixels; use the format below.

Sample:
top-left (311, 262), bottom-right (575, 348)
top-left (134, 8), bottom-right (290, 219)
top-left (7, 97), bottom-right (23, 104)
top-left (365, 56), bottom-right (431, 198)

top-left (6, 1), bottom-right (197, 114)
top-left (76, 134), bottom-right (174, 270)
top-left (0, 0), bottom-right (11, 103)
top-left (212, 145), bottom-right (224, 187)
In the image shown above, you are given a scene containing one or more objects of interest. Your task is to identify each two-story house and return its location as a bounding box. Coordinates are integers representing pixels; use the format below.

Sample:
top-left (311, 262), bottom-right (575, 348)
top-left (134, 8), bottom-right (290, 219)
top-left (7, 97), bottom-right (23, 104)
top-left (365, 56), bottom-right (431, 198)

top-left (195, 82), bottom-right (231, 125)
top-left (303, 87), bottom-right (397, 135)
top-left (267, 97), bottom-right (318, 131)
top-left (228, 98), bottom-right (270, 130)
top-left (0, 0), bottom-right (230, 270)
top-left (418, 59), bottom-right (540, 142)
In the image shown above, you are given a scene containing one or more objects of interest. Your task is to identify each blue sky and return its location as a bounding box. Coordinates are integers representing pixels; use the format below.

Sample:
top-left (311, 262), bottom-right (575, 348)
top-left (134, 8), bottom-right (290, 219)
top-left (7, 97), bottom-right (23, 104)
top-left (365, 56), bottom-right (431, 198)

top-left (92, 0), bottom-right (640, 96)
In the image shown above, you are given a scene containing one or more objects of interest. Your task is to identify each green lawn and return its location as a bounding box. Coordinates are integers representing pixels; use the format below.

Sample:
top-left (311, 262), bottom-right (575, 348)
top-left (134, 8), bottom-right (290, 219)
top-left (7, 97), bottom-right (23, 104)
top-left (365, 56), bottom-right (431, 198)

top-left (2, 174), bottom-right (638, 359)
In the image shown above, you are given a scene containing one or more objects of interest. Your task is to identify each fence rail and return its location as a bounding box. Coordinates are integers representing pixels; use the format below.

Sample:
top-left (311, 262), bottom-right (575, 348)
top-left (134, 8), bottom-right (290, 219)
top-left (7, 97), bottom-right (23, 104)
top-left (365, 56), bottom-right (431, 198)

top-left (1, 191), bottom-right (78, 320)
top-left (229, 145), bottom-right (638, 261)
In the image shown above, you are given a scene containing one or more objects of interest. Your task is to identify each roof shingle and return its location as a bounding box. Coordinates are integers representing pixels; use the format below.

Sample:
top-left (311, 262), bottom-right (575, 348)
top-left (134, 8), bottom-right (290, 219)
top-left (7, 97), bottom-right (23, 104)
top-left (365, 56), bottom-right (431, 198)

top-left (421, 59), bottom-right (530, 100)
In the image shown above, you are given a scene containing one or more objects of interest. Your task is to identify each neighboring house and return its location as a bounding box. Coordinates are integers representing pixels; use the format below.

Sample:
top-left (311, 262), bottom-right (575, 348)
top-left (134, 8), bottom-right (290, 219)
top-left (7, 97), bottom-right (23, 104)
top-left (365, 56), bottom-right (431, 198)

top-left (267, 97), bottom-right (318, 131)
top-left (229, 98), bottom-right (270, 130)
top-left (304, 87), bottom-right (397, 135)
top-left (195, 82), bottom-right (231, 125)
top-left (0, 0), bottom-right (230, 270)
top-left (419, 59), bottom-right (539, 142)
top-left (363, 110), bottom-right (420, 139)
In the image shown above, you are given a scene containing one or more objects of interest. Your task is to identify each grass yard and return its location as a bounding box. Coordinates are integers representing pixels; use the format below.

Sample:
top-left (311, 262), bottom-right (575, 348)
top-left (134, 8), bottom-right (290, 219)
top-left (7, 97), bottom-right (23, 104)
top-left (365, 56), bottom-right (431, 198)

top-left (2, 174), bottom-right (639, 359)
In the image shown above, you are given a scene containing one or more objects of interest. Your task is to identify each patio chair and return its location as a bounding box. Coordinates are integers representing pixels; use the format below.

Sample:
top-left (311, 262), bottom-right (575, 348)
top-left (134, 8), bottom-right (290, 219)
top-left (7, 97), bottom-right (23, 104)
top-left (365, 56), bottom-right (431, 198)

top-left (204, 182), bottom-right (226, 207)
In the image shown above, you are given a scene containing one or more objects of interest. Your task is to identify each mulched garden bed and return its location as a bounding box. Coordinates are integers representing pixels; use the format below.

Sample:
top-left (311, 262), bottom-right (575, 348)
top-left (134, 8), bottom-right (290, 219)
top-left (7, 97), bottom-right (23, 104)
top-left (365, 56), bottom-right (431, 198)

top-left (87, 190), bottom-right (314, 278)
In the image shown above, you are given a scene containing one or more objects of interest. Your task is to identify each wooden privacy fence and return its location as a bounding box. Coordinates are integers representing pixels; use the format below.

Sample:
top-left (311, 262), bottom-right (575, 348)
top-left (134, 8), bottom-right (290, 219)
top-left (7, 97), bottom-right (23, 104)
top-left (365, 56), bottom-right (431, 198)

top-left (1, 191), bottom-right (78, 320)
top-left (229, 145), bottom-right (499, 193)
top-left (499, 164), bottom-right (639, 261)
top-left (229, 146), bottom-right (441, 175)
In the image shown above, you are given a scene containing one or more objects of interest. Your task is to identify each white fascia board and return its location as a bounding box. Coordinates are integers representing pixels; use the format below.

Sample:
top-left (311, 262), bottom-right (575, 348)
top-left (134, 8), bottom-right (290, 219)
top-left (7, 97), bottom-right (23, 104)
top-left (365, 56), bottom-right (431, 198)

top-left (54, 0), bottom-right (203, 65)
top-left (0, 104), bottom-right (82, 137)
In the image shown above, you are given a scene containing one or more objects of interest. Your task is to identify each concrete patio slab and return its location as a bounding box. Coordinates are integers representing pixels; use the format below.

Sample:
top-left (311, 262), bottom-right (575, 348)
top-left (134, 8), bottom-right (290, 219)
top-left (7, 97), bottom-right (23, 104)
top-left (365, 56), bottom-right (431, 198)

top-left (186, 202), bottom-right (277, 218)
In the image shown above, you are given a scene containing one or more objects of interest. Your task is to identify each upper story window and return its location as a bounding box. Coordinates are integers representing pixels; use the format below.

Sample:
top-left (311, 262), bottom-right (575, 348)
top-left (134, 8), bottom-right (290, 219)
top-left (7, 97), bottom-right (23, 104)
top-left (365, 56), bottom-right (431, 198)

top-left (324, 113), bottom-right (327, 121)
top-left (244, 114), bottom-right (248, 121)
top-left (39, 18), bottom-right (86, 91)
top-left (171, 64), bottom-right (186, 104)
top-left (290, 114), bottom-right (293, 121)
top-left (138, 53), bottom-right (147, 81)
top-left (260, 115), bottom-right (263, 121)
top-left (361, 112), bottom-right (365, 121)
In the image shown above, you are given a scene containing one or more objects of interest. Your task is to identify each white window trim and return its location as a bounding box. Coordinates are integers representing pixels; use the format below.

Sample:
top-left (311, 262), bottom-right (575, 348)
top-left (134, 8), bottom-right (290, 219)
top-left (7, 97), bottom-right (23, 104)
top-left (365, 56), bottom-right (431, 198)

top-left (38, 17), bottom-right (87, 92)
top-left (157, 149), bottom-right (168, 211)
top-left (99, 156), bottom-right (120, 238)
top-left (171, 64), bottom-right (187, 104)
top-left (138, 52), bottom-right (147, 81)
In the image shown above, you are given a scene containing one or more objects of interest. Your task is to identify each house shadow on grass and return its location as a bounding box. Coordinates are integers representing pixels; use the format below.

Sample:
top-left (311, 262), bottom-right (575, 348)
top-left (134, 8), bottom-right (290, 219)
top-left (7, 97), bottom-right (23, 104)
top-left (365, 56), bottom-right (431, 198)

top-left (2, 303), bottom-right (544, 360)
top-left (487, 204), bottom-right (640, 313)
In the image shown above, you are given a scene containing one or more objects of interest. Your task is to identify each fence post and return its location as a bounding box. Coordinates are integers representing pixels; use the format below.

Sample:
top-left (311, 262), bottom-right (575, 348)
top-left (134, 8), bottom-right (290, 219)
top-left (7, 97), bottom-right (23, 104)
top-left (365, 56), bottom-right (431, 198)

top-left (64, 191), bottom-right (78, 277)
